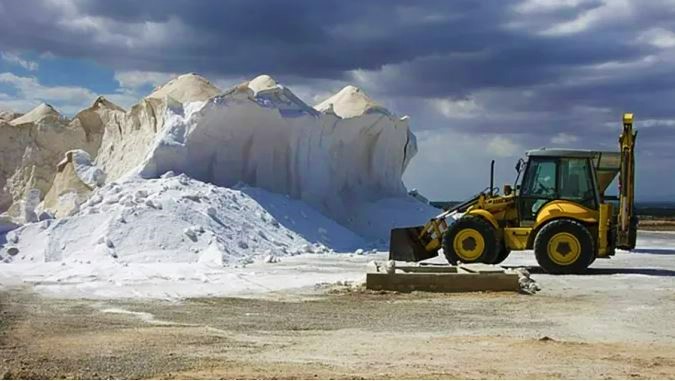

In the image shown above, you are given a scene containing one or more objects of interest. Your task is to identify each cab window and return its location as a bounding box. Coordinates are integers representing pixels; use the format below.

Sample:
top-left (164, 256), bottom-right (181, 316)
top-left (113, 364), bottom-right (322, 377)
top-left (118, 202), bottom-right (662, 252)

top-left (519, 159), bottom-right (557, 221)
top-left (559, 158), bottom-right (596, 208)
top-left (521, 159), bottom-right (556, 197)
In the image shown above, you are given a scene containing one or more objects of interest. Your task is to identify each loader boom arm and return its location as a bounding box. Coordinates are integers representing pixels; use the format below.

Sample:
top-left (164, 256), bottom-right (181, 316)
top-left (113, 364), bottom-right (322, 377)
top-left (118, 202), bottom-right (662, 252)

top-left (617, 113), bottom-right (637, 249)
top-left (388, 194), bottom-right (481, 262)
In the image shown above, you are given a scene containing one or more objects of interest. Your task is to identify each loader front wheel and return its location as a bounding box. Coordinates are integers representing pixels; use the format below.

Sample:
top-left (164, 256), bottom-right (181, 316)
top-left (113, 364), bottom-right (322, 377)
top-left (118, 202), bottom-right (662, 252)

top-left (442, 216), bottom-right (499, 265)
top-left (490, 244), bottom-right (511, 265)
top-left (534, 219), bottom-right (594, 274)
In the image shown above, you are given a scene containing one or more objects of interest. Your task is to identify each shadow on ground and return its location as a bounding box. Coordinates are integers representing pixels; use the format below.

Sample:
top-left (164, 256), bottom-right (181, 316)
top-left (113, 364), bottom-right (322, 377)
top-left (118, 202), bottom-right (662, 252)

top-left (508, 265), bottom-right (675, 277)
top-left (631, 248), bottom-right (675, 255)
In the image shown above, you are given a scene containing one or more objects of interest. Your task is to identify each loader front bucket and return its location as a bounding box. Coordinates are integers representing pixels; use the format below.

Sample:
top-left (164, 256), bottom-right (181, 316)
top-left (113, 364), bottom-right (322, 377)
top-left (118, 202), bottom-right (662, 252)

top-left (389, 226), bottom-right (439, 262)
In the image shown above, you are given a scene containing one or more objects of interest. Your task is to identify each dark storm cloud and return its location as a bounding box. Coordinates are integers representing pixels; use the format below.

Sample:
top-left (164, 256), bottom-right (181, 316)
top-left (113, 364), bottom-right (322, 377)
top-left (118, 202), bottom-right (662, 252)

top-left (359, 35), bottom-right (653, 99)
top-left (0, 0), bottom-right (521, 78)
top-left (1, 0), bottom-right (673, 104)
top-left (1, 0), bottom-right (675, 198)
top-left (0, 0), bottom-right (668, 92)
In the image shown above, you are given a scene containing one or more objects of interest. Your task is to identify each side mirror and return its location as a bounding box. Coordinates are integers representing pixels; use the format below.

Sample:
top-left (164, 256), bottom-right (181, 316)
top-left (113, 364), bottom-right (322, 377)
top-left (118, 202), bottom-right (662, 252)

top-left (503, 184), bottom-right (512, 196)
top-left (515, 160), bottom-right (522, 173)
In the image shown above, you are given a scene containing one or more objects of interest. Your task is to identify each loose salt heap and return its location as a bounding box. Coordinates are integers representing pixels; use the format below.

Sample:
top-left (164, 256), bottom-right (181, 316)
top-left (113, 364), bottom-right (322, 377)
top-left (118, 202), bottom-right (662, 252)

top-left (4, 174), bottom-right (366, 266)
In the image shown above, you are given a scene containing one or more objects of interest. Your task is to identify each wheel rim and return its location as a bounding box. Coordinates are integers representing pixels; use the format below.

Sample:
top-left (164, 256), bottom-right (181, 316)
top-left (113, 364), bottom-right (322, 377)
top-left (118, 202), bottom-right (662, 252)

top-left (453, 228), bottom-right (485, 261)
top-left (547, 232), bottom-right (581, 265)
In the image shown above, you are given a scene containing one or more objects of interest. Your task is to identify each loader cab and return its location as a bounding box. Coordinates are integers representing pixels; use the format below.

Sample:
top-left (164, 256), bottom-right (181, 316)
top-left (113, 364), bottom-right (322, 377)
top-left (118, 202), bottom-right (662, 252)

top-left (517, 149), bottom-right (600, 224)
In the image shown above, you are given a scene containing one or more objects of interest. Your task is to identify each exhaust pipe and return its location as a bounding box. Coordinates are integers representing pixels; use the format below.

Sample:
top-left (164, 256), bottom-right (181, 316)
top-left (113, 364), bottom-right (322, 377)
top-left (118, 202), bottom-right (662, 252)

top-left (489, 159), bottom-right (495, 196)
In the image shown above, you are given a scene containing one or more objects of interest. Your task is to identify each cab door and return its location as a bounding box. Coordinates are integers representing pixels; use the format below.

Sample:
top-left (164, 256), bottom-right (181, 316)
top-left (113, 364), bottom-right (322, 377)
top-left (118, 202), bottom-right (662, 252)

top-left (518, 158), bottom-right (557, 224)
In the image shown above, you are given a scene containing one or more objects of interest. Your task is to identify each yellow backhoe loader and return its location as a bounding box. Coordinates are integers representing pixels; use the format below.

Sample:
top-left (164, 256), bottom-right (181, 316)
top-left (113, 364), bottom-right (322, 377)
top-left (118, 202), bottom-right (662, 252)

top-left (390, 113), bottom-right (637, 274)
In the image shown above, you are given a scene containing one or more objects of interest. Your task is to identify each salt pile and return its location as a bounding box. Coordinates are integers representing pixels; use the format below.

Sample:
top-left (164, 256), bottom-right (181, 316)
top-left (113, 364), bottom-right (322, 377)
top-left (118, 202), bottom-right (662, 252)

top-left (3, 173), bottom-right (368, 266)
top-left (0, 103), bottom-right (99, 222)
top-left (42, 150), bottom-right (106, 218)
top-left (315, 85), bottom-right (391, 118)
top-left (0, 110), bottom-right (22, 122)
top-left (0, 73), bottom-right (436, 287)
top-left (8, 103), bottom-right (65, 126)
top-left (136, 74), bottom-right (422, 237)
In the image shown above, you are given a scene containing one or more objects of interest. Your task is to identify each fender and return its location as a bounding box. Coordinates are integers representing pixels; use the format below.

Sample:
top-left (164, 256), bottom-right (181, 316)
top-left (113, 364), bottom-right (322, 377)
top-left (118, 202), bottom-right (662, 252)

top-left (465, 209), bottom-right (500, 230)
top-left (533, 200), bottom-right (598, 231)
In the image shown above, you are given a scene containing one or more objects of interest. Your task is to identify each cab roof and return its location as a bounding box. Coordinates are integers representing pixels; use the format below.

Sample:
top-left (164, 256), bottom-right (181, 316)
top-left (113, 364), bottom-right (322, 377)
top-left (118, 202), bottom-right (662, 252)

top-left (526, 148), bottom-right (622, 194)
top-left (527, 148), bottom-right (606, 158)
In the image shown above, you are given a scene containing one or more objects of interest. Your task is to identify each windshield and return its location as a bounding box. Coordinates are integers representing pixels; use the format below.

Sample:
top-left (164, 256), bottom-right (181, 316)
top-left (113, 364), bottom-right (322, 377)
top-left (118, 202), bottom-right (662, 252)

top-left (521, 159), bottom-right (556, 197)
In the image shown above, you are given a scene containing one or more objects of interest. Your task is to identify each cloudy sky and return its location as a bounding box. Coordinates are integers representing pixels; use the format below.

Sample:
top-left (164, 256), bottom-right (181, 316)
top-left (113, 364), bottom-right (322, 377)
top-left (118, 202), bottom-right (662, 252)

top-left (1, 0), bottom-right (674, 201)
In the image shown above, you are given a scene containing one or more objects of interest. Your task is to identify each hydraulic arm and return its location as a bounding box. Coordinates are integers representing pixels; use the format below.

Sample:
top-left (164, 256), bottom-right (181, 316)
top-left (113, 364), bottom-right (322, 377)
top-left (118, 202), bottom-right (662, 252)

top-left (617, 113), bottom-right (638, 249)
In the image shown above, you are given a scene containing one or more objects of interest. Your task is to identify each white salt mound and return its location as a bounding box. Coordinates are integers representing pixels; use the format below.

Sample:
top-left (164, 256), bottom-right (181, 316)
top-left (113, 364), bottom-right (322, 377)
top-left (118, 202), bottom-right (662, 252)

top-left (0, 102), bottom-right (101, 219)
top-left (90, 74), bottom-right (218, 184)
top-left (9, 103), bottom-right (64, 126)
top-left (315, 85), bottom-right (389, 119)
top-left (1, 72), bottom-right (436, 263)
top-left (7, 175), bottom-right (366, 265)
top-left (58, 150), bottom-right (106, 188)
top-left (0, 72), bottom-right (441, 300)
top-left (148, 73), bottom-right (220, 103)
top-left (1, 73), bottom-right (434, 240)
top-left (247, 74), bottom-right (279, 95)
top-left (137, 74), bottom-right (430, 239)
top-left (0, 110), bottom-right (22, 122)
top-left (41, 150), bottom-right (106, 218)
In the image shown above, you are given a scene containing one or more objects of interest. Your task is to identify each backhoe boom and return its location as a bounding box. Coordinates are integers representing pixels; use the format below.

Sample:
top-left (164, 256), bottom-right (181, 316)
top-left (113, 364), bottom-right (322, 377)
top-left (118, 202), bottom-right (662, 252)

top-left (617, 113), bottom-right (638, 249)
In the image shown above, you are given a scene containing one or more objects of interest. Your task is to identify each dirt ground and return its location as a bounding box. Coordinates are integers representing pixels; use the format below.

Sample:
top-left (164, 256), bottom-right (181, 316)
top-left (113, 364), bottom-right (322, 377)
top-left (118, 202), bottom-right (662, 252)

top-left (638, 218), bottom-right (675, 231)
top-left (1, 230), bottom-right (675, 379)
top-left (0, 284), bottom-right (674, 379)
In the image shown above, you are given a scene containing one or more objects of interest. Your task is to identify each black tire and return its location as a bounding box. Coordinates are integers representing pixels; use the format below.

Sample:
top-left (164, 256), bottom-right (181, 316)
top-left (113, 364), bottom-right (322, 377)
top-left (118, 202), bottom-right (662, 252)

top-left (534, 219), bottom-right (594, 274)
top-left (628, 216), bottom-right (639, 250)
top-left (490, 244), bottom-right (511, 265)
top-left (442, 216), bottom-right (499, 265)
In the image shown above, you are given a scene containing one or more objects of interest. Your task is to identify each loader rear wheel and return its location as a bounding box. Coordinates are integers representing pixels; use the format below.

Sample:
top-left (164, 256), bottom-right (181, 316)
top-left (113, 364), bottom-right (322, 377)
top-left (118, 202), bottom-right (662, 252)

top-left (442, 216), bottom-right (499, 265)
top-left (534, 219), bottom-right (594, 274)
top-left (628, 216), bottom-right (639, 250)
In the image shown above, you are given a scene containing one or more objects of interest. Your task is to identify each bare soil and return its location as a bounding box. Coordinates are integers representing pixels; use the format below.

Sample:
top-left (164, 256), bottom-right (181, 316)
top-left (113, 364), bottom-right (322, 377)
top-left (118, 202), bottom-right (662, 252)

top-left (638, 218), bottom-right (675, 231)
top-left (1, 285), bottom-right (674, 379)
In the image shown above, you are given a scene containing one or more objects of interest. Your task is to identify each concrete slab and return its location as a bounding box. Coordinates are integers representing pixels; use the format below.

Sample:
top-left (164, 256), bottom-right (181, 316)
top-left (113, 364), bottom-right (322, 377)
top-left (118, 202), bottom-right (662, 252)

top-left (366, 261), bottom-right (520, 292)
top-left (458, 263), bottom-right (509, 273)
